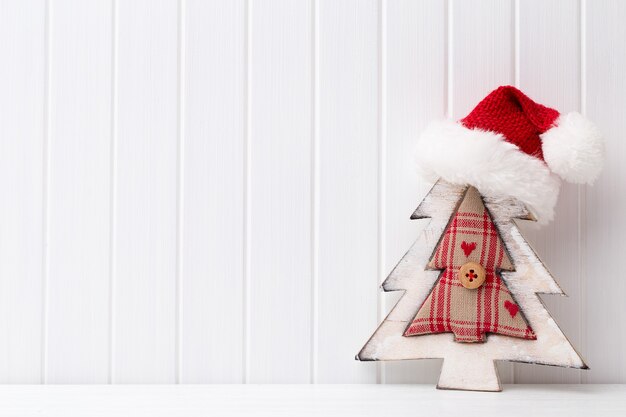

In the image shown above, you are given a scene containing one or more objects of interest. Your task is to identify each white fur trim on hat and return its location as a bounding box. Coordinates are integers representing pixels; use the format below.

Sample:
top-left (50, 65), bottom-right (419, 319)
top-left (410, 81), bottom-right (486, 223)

top-left (541, 112), bottom-right (604, 184)
top-left (415, 120), bottom-right (561, 224)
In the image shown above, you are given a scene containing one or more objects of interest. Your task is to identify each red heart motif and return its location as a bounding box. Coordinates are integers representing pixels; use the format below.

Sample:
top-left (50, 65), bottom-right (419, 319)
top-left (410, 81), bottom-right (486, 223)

top-left (460, 241), bottom-right (477, 257)
top-left (504, 300), bottom-right (519, 318)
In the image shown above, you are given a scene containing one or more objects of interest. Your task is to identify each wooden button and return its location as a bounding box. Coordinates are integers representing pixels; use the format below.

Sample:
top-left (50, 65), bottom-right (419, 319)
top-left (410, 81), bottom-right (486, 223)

top-left (458, 262), bottom-right (486, 289)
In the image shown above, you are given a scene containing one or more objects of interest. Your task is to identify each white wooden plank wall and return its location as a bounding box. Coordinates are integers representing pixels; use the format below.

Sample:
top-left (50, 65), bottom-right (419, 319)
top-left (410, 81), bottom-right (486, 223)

top-left (247, 0), bottom-right (312, 383)
top-left (180, 0), bottom-right (245, 384)
top-left (113, 0), bottom-right (179, 383)
top-left (0, 0), bottom-right (45, 383)
top-left (45, 0), bottom-right (112, 383)
top-left (0, 0), bottom-right (624, 384)
top-left (317, 0), bottom-right (378, 383)
top-left (585, 0), bottom-right (626, 383)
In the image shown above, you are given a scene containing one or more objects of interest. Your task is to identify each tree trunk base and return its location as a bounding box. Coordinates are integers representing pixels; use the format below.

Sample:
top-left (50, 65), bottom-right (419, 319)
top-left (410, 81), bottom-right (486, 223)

top-left (437, 355), bottom-right (501, 392)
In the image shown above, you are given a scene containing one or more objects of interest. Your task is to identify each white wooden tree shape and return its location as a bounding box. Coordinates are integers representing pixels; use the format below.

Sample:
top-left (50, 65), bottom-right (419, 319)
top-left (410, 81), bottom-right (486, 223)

top-left (357, 180), bottom-right (587, 391)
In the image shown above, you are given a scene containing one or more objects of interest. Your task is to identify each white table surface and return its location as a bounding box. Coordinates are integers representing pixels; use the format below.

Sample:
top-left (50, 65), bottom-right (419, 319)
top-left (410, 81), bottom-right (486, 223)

top-left (0, 384), bottom-right (623, 417)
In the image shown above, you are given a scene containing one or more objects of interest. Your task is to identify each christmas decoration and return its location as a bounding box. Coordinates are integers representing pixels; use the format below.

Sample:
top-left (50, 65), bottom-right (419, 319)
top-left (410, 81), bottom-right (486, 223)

top-left (357, 86), bottom-right (604, 391)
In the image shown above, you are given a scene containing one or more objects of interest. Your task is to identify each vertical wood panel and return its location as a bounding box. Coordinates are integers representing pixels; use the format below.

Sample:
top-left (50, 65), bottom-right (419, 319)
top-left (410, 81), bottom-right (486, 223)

top-left (316, 0), bottom-right (378, 383)
top-left (451, 0), bottom-right (515, 384)
top-left (585, 0), bottom-right (626, 383)
top-left (451, 0), bottom-right (514, 119)
top-left (46, 0), bottom-right (112, 383)
top-left (180, 0), bottom-right (245, 383)
top-left (0, 0), bottom-right (45, 383)
top-left (382, 0), bottom-right (446, 384)
top-left (248, 0), bottom-right (312, 383)
top-left (114, 0), bottom-right (179, 383)
top-left (515, 0), bottom-right (582, 384)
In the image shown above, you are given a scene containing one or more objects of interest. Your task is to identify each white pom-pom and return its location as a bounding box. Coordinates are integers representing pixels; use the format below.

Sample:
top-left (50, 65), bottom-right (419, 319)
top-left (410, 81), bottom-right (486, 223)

top-left (541, 112), bottom-right (604, 184)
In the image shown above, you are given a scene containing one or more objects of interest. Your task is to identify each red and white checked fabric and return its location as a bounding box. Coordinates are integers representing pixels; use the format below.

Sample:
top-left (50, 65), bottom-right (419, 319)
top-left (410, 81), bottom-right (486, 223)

top-left (405, 187), bottom-right (536, 343)
top-left (427, 186), bottom-right (513, 272)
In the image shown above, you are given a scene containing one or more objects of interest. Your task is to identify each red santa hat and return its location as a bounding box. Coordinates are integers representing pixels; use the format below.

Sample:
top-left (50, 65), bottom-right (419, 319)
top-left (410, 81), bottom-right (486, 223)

top-left (415, 86), bottom-right (604, 224)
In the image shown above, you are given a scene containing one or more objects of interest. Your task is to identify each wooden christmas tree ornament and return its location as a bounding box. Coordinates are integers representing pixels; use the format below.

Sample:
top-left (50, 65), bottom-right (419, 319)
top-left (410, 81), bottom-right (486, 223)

top-left (358, 86), bottom-right (604, 392)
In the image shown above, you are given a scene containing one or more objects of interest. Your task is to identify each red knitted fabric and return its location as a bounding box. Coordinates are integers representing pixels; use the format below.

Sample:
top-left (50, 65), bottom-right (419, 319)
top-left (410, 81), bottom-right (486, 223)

top-left (460, 86), bottom-right (560, 161)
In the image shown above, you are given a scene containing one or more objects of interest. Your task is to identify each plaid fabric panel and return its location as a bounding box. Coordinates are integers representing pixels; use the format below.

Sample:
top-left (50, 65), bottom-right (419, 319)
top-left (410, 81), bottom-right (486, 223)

top-left (428, 187), bottom-right (513, 271)
top-left (404, 269), bottom-right (536, 342)
top-left (407, 187), bottom-right (535, 343)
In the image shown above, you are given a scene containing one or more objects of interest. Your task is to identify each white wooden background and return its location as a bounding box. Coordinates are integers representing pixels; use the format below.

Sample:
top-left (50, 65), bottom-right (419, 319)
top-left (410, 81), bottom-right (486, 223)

top-left (0, 0), bottom-right (624, 384)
